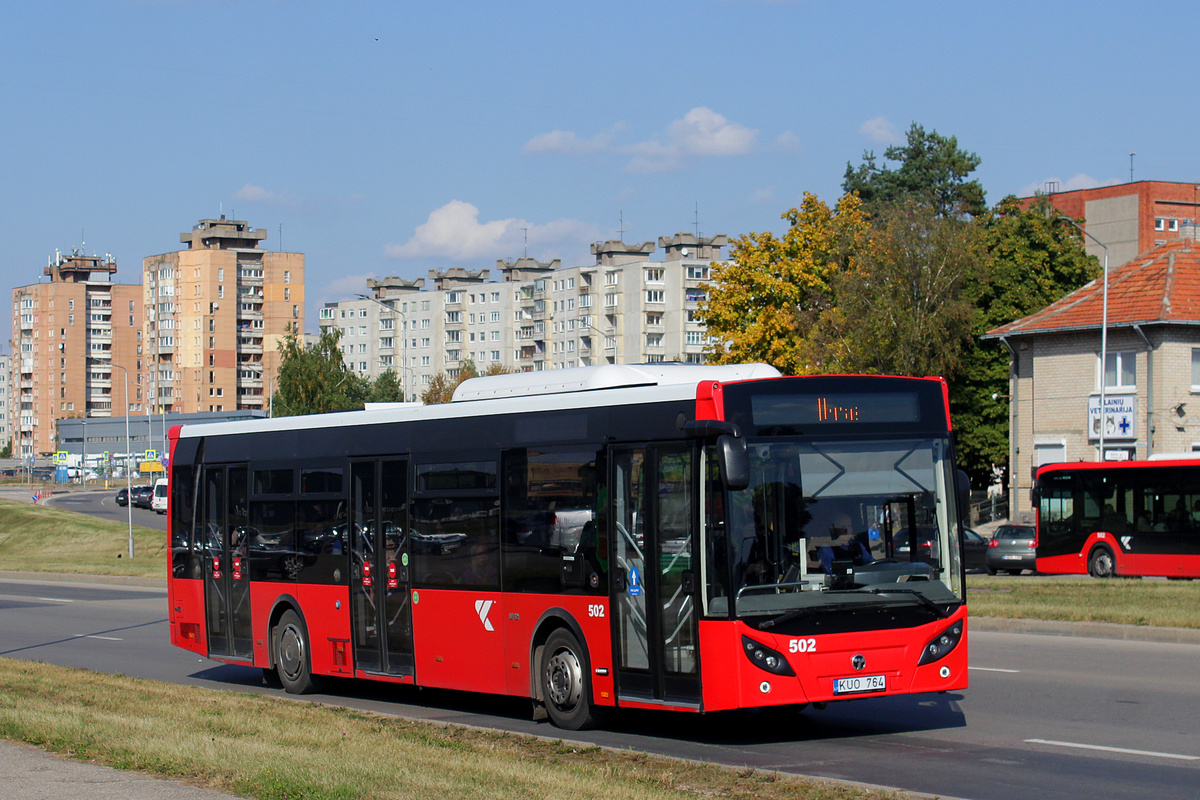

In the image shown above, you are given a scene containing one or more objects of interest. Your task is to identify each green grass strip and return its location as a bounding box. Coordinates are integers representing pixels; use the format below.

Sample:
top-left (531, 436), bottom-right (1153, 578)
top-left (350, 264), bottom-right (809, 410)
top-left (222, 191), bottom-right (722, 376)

top-left (0, 658), bottom-right (896, 800)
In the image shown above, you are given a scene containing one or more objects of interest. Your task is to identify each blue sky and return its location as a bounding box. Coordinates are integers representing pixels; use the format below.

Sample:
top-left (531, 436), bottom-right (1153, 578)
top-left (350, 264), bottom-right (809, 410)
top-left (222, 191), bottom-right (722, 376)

top-left (3, 0), bottom-right (1197, 346)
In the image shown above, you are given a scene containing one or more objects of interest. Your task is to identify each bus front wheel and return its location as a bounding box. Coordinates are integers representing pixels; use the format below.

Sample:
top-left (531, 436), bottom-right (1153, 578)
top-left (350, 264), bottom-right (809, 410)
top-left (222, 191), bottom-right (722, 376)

top-left (1088, 546), bottom-right (1116, 579)
top-left (273, 609), bottom-right (324, 694)
top-left (541, 629), bottom-right (600, 731)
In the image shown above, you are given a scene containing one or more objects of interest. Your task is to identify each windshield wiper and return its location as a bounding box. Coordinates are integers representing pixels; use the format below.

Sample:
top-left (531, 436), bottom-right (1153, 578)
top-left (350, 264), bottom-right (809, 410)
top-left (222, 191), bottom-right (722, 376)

top-left (862, 587), bottom-right (949, 618)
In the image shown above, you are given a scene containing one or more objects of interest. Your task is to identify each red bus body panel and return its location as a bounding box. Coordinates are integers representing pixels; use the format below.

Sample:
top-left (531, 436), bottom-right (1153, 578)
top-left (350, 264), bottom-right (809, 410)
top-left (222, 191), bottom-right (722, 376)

top-left (249, 583), bottom-right (353, 677)
top-left (409, 591), bottom-right (613, 701)
top-left (698, 607), bottom-right (969, 712)
top-left (168, 577), bottom-right (206, 656)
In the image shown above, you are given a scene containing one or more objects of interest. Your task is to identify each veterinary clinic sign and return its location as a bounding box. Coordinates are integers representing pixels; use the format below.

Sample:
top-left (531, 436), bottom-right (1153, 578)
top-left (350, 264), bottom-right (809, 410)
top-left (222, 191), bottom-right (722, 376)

top-left (1088, 395), bottom-right (1136, 440)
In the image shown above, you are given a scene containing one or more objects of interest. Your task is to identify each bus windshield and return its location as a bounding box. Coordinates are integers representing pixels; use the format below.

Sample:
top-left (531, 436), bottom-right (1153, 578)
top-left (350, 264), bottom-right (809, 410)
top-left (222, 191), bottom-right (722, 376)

top-left (711, 436), bottom-right (963, 622)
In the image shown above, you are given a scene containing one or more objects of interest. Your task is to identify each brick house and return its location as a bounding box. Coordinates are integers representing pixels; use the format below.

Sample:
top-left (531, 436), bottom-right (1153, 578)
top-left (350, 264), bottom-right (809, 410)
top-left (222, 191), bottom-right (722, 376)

top-left (984, 237), bottom-right (1200, 520)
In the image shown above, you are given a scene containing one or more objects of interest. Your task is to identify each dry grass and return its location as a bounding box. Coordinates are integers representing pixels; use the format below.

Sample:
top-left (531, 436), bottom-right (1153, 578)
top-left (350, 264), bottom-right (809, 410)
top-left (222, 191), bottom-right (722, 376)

top-left (0, 658), bottom-right (898, 800)
top-left (0, 498), bottom-right (164, 578)
top-left (967, 574), bottom-right (1200, 627)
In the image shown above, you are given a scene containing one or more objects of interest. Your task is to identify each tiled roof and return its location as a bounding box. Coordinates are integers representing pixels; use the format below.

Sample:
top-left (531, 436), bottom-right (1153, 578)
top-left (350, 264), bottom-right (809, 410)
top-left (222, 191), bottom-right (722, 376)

top-left (986, 237), bottom-right (1200, 338)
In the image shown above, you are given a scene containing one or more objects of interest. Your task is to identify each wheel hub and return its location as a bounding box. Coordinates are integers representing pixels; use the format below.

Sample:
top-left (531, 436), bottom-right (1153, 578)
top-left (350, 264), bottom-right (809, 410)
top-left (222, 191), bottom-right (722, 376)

top-left (546, 648), bottom-right (582, 708)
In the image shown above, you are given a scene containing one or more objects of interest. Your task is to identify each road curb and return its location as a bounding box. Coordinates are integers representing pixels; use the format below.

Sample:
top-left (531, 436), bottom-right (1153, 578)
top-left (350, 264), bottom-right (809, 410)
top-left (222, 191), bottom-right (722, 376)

top-left (971, 615), bottom-right (1200, 644)
top-left (0, 570), bottom-right (165, 589)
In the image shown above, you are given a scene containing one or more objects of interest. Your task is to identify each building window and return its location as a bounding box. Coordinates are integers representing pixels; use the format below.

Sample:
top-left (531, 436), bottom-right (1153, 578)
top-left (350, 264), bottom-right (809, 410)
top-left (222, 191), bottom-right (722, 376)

top-left (1102, 350), bottom-right (1136, 391)
top-left (1191, 348), bottom-right (1200, 390)
top-left (1169, 219), bottom-right (1179, 232)
top-left (1156, 218), bottom-right (1165, 231)
top-left (645, 290), bottom-right (665, 304)
top-left (645, 268), bottom-right (664, 283)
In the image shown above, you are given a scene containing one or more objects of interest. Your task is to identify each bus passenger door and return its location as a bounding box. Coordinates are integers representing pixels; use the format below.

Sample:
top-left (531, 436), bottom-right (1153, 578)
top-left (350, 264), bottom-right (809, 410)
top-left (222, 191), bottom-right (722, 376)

top-left (350, 458), bottom-right (414, 676)
top-left (611, 445), bottom-right (701, 708)
top-left (202, 464), bottom-right (253, 660)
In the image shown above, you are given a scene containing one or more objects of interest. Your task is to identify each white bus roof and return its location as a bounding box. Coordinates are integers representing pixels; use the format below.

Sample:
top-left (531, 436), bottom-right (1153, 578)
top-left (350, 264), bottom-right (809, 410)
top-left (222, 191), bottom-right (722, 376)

top-left (451, 362), bottom-right (781, 402)
top-left (178, 363), bottom-right (781, 440)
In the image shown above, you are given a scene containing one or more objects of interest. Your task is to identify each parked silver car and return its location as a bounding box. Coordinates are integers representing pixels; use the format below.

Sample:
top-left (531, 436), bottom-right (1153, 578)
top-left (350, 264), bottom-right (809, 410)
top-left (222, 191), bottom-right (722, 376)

top-left (986, 524), bottom-right (1037, 575)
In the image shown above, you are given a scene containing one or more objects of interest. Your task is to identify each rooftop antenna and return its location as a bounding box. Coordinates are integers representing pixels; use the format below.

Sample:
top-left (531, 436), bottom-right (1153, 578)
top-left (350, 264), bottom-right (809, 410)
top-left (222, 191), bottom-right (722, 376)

top-left (279, 222), bottom-right (283, 252)
top-left (1130, 152), bottom-right (1136, 183)
top-left (693, 202), bottom-right (701, 239)
top-left (521, 226), bottom-right (528, 258)
top-left (618, 211), bottom-right (625, 242)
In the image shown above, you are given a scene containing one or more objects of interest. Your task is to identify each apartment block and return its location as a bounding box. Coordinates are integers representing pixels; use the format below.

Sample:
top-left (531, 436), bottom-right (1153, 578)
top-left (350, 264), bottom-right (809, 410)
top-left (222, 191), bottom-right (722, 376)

top-left (10, 252), bottom-right (142, 458)
top-left (318, 233), bottom-right (726, 397)
top-left (143, 217), bottom-right (303, 414)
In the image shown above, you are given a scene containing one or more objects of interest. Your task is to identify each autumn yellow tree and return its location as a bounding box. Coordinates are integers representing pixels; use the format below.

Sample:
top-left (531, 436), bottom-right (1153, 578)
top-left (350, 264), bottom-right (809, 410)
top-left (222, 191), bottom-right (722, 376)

top-left (699, 192), bottom-right (869, 374)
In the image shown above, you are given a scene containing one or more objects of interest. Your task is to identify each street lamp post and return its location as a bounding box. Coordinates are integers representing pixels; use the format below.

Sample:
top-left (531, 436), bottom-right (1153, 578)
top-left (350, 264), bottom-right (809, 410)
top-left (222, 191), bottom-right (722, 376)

top-left (93, 358), bottom-right (134, 558)
top-left (1063, 219), bottom-right (1110, 461)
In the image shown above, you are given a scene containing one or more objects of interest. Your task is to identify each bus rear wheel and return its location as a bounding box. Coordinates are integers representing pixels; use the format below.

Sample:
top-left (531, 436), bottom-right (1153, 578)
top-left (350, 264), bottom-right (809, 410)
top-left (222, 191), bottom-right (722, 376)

top-left (1088, 546), bottom-right (1116, 579)
top-left (273, 609), bottom-right (324, 694)
top-left (541, 629), bottom-right (599, 731)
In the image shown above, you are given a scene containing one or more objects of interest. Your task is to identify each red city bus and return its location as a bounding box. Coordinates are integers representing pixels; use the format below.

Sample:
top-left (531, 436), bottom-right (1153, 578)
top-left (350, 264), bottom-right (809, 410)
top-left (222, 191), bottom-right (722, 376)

top-left (1035, 458), bottom-right (1200, 579)
top-left (166, 364), bottom-right (969, 730)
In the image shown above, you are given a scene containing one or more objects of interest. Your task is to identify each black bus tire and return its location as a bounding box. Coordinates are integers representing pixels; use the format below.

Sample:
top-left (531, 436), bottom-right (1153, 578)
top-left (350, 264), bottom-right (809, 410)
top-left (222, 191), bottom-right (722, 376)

top-left (1088, 546), bottom-right (1116, 579)
top-left (541, 629), bottom-right (600, 731)
top-left (273, 609), bottom-right (324, 694)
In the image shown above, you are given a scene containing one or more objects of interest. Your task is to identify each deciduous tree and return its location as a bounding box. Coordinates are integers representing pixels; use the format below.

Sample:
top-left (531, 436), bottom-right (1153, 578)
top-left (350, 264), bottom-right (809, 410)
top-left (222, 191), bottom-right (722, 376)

top-left (272, 325), bottom-right (367, 416)
top-left (700, 192), bottom-right (869, 374)
top-left (814, 198), bottom-right (983, 378)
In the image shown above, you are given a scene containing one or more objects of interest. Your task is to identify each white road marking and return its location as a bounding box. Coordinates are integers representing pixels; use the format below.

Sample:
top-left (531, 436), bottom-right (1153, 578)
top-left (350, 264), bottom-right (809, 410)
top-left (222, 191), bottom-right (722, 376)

top-left (35, 597), bottom-right (73, 603)
top-left (74, 634), bottom-right (123, 642)
top-left (1025, 738), bottom-right (1198, 761)
top-left (969, 666), bottom-right (1020, 673)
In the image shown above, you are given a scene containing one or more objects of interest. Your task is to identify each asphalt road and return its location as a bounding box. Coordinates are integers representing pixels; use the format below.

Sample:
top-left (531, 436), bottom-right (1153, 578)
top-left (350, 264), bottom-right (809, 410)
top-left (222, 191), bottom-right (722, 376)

top-left (45, 488), bottom-right (167, 532)
top-left (1, 573), bottom-right (1197, 800)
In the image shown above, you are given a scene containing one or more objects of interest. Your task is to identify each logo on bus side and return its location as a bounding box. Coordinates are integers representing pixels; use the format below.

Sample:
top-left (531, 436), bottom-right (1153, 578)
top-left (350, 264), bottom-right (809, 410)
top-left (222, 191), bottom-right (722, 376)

top-left (475, 599), bottom-right (495, 632)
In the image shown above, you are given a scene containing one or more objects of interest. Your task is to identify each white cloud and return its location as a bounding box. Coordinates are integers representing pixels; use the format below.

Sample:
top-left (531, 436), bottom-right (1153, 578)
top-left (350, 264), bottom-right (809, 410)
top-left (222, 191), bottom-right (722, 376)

top-left (668, 107), bottom-right (758, 156)
top-left (859, 116), bottom-right (900, 144)
top-left (235, 183), bottom-right (301, 208)
top-left (774, 131), bottom-right (801, 151)
top-left (522, 127), bottom-right (617, 155)
top-left (622, 107), bottom-right (759, 172)
top-left (523, 108), bottom-right (762, 172)
top-left (385, 200), bottom-right (600, 261)
top-left (752, 187), bottom-right (776, 203)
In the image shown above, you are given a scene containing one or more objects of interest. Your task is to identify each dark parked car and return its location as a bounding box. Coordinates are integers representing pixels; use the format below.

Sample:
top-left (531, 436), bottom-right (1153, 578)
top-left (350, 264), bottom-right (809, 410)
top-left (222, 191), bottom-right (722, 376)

top-left (893, 527), bottom-right (939, 561)
top-left (986, 524), bottom-right (1037, 575)
top-left (115, 487), bottom-right (129, 507)
top-left (130, 485), bottom-right (154, 509)
top-left (962, 528), bottom-right (989, 571)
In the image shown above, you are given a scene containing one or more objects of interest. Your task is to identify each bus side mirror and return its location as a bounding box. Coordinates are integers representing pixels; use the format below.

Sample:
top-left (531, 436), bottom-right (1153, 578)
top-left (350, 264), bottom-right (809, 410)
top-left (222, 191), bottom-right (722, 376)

top-left (718, 434), bottom-right (750, 491)
top-left (956, 470), bottom-right (970, 516)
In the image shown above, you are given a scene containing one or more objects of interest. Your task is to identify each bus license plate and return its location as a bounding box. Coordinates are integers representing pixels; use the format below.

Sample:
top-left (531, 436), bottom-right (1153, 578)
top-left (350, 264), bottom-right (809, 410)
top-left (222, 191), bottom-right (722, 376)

top-left (834, 674), bottom-right (886, 695)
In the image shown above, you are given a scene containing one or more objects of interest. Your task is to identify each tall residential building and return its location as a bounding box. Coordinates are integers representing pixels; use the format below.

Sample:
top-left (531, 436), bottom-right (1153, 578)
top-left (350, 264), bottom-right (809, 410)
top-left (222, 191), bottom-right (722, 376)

top-left (0, 352), bottom-right (10, 452)
top-left (143, 217), bottom-right (303, 414)
top-left (10, 251), bottom-right (142, 458)
top-left (318, 233), bottom-right (726, 396)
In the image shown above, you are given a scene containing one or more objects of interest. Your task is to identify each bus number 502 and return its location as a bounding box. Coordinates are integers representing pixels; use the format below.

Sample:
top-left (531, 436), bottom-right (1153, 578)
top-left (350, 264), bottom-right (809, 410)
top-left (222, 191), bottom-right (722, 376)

top-left (789, 638), bottom-right (816, 654)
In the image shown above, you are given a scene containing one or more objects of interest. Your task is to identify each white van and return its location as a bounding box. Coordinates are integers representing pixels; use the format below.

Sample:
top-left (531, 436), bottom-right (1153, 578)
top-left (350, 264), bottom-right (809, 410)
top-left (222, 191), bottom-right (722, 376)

top-left (151, 477), bottom-right (169, 514)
